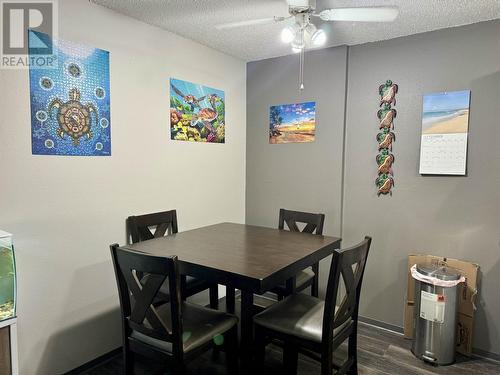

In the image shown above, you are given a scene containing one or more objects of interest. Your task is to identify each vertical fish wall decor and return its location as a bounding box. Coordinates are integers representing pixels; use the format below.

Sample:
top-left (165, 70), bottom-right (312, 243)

top-left (376, 80), bottom-right (398, 196)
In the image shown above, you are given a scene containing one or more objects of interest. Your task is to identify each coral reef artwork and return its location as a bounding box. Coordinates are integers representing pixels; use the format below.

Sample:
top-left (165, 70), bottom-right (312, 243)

top-left (376, 80), bottom-right (398, 196)
top-left (170, 78), bottom-right (225, 143)
top-left (29, 31), bottom-right (111, 156)
top-left (269, 101), bottom-right (316, 144)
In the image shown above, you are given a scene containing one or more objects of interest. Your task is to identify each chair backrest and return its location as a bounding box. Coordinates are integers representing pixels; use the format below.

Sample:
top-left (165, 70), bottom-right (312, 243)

top-left (127, 210), bottom-right (179, 244)
top-left (110, 244), bottom-right (183, 355)
top-left (278, 208), bottom-right (325, 235)
top-left (322, 236), bottom-right (372, 343)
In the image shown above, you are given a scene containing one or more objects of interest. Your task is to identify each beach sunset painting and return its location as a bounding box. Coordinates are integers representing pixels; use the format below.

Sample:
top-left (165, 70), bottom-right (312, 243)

top-left (422, 90), bottom-right (470, 135)
top-left (269, 101), bottom-right (316, 144)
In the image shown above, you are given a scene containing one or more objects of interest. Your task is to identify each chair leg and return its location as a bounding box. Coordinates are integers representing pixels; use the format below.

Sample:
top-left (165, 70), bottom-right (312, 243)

top-left (225, 325), bottom-right (239, 373)
top-left (253, 328), bottom-right (266, 370)
top-left (172, 362), bottom-right (186, 375)
top-left (311, 264), bottom-right (319, 297)
top-left (123, 346), bottom-right (133, 375)
top-left (347, 330), bottom-right (358, 375)
top-left (209, 284), bottom-right (219, 309)
top-left (321, 351), bottom-right (333, 375)
top-left (283, 342), bottom-right (298, 375)
top-left (226, 286), bottom-right (236, 314)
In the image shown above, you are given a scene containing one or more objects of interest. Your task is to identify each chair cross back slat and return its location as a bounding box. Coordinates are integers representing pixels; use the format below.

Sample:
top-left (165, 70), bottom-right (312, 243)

top-left (127, 210), bottom-right (178, 244)
top-left (111, 245), bottom-right (183, 344)
top-left (324, 236), bottom-right (372, 338)
top-left (122, 270), bottom-right (170, 336)
top-left (334, 258), bottom-right (365, 328)
top-left (279, 209), bottom-right (325, 235)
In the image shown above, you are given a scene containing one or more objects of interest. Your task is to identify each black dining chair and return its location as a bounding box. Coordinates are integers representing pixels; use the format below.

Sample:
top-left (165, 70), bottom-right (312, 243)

top-left (272, 208), bottom-right (326, 300)
top-left (253, 236), bottom-right (372, 375)
top-left (110, 244), bottom-right (239, 375)
top-left (127, 210), bottom-right (219, 309)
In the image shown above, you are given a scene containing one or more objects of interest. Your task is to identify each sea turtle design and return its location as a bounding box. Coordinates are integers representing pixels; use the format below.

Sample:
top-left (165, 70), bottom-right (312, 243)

top-left (171, 83), bottom-right (206, 111)
top-left (377, 104), bottom-right (397, 130)
top-left (48, 88), bottom-right (97, 146)
top-left (379, 80), bottom-right (398, 107)
top-left (377, 128), bottom-right (396, 151)
top-left (192, 107), bottom-right (218, 134)
top-left (376, 149), bottom-right (395, 175)
top-left (375, 173), bottom-right (395, 196)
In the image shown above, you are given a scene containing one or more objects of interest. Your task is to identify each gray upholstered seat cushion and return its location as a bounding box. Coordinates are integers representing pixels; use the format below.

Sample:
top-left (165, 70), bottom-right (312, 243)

top-left (253, 294), bottom-right (351, 343)
top-left (130, 302), bottom-right (237, 353)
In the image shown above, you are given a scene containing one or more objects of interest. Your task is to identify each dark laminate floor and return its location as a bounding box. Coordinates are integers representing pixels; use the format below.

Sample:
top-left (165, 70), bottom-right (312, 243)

top-left (85, 297), bottom-right (500, 375)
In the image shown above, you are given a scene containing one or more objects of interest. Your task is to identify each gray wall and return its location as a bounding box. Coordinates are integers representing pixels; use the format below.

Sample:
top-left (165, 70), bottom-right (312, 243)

top-left (344, 20), bottom-right (500, 357)
top-left (246, 46), bottom-right (348, 290)
top-left (246, 20), bottom-right (500, 356)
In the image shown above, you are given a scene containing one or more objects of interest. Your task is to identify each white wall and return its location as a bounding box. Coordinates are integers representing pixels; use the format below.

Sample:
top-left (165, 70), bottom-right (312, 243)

top-left (0, 0), bottom-right (246, 373)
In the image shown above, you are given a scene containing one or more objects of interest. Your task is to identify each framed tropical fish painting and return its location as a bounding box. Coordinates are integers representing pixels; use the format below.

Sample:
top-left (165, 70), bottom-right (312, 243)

top-left (170, 78), bottom-right (225, 143)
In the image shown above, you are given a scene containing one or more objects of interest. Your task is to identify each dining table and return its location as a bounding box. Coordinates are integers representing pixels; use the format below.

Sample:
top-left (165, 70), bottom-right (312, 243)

top-left (124, 222), bottom-right (341, 372)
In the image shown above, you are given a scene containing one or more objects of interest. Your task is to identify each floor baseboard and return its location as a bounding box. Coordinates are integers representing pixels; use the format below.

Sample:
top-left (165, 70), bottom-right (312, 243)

top-left (63, 347), bottom-right (122, 375)
top-left (359, 315), bottom-right (404, 335)
top-left (358, 315), bottom-right (500, 364)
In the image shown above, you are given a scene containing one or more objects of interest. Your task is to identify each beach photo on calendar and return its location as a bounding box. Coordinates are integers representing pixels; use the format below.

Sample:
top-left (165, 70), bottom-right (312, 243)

top-left (421, 90), bottom-right (470, 135)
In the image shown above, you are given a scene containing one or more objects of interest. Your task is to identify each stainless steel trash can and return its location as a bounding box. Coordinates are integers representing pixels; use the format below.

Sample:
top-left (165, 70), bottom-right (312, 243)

top-left (412, 264), bottom-right (461, 365)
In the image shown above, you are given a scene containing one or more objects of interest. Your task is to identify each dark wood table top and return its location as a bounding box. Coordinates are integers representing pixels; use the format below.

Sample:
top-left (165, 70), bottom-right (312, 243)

top-left (124, 222), bottom-right (341, 293)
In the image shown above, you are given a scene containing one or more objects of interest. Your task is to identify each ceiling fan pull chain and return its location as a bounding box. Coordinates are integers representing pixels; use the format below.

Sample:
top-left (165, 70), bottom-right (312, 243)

top-left (299, 47), bottom-right (305, 90)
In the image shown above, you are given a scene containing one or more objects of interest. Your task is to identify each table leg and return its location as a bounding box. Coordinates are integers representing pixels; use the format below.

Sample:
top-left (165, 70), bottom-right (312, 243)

top-left (286, 277), bottom-right (296, 296)
top-left (226, 286), bottom-right (235, 314)
top-left (240, 290), bottom-right (254, 373)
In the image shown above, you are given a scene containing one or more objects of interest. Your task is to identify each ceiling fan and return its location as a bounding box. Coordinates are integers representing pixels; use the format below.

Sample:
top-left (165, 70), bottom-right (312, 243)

top-left (216, 0), bottom-right (399, 89)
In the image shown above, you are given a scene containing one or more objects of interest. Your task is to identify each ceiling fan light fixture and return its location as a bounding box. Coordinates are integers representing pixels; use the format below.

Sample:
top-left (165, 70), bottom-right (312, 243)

top-left (281, 26), bottom-right (296, 44)
top-left (311, 29), bottom-right (326, 46)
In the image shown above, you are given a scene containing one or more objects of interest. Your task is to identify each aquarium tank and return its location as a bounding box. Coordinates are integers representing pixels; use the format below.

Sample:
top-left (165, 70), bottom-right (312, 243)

top-left (0, 231), bottom-right (16, 321)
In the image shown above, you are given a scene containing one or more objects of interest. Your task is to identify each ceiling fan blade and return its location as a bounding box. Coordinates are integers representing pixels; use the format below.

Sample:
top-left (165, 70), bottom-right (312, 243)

top-left (215, 17), bottom-right (283, 30)
top-left (319, 7), bottom-right (399, 22)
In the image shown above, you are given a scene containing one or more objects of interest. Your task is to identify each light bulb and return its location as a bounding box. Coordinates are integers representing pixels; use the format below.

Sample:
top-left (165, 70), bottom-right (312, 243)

top-left (311, 29), bottom-right (326, 46)
top-left (281, 26), bottom-right (295, 44)
top-left (305, 23), bottom-right (317, 36)
top-left (291, 31), bottom-right (305, 50)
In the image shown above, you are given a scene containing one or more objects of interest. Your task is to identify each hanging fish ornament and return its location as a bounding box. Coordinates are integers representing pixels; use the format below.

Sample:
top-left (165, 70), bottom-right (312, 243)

top-left (379, 80), bottom-right (399, 107)
top-left (377, 103), bottom-right (397, 130)
top-left (377, 128), bottom-right (396, 151)
top-left (375, 173), bottom-right (395, 196)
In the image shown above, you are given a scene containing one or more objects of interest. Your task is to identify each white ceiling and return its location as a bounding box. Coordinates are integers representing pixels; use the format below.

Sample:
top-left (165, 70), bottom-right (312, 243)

top-left (92, 0), bottom-right (500, 61)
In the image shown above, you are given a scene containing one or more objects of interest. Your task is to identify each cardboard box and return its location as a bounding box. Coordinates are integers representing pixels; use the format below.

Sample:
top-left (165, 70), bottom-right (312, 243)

top-left (404, 254), bottom-right (479, 356)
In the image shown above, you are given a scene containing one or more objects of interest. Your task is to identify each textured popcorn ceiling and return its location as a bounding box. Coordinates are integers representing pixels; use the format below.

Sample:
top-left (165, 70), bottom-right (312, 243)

top-left (92, 0), bottom-right (500, 61)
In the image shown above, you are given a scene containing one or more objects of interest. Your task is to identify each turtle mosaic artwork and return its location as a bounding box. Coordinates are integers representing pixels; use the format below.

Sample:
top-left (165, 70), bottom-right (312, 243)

top-left (376, 80), bottom-right (398, 196)
top-left (170, 78), bottom-right (225, 143)
top-left (29, 30), bottom-right (111, 156)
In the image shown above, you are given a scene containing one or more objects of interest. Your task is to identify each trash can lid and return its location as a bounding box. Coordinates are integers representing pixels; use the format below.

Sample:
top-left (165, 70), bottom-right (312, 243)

top-left (416, 263), bottom-right (461, 281)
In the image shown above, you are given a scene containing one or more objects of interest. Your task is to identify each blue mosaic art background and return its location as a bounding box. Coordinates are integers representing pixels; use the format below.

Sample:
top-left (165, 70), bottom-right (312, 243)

top-left (29, 31), bottom-right (111, 156)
